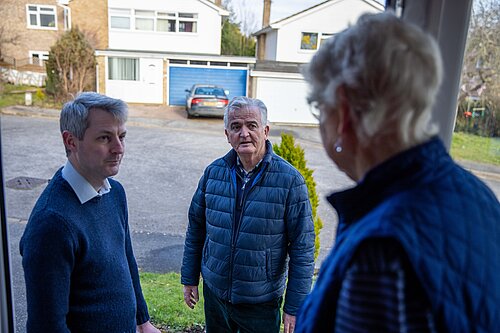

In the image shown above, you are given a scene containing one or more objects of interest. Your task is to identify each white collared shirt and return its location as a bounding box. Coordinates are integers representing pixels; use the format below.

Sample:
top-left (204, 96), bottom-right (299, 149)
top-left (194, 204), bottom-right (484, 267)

top-left (61, 161), bottom-right (111, 204)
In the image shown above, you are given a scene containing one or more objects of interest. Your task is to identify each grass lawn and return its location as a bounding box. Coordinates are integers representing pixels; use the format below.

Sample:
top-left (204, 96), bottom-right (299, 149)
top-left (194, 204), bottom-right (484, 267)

top-left (140, 272), bottom-right (205, 333)
top-left (450, 132), bottom-right (500, 166)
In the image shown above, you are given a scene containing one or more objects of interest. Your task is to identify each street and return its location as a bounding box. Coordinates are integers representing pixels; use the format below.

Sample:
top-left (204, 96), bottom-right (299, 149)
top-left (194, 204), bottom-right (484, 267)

top-left (2, 112), bottom-right (499, 332)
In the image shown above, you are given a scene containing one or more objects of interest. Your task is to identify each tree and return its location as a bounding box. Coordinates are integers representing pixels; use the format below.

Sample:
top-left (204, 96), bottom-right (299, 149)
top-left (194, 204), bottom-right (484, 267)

top-left (273, 133), bottom-right (323, 260)
top-left (45, 27), bottom-right (95, 100)
top-left (457, 0), bottom-right (500, 136)
top-left (221, 20), bottom-right (256, 56)
top-left (221, 0), bottom-right (256, 56)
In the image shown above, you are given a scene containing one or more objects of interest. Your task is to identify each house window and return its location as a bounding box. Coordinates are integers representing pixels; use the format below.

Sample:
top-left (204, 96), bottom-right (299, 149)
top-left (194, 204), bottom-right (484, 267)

top-left (135, 10), bottom-right (154, 31)
top-left (108, 57), bottom-right (139, 81)
top-left (178, 13), bottom-right (198, 33)
top-left (300, 32), bottom-right (318, 50)
top-left (157, 12), bottom-right (176, 32)
top-left (29, 51), bottom-right (49, 66)
top-left (110, 8), bottom-right (131, 29)
top-left (63, 6), bottom-right (71, 30)
top-left (109, 9), bottom-right (197, 33)
top-left (320, 33), bottom-right (334, 45)
top-left (27, 5), bottom-right (57, 29)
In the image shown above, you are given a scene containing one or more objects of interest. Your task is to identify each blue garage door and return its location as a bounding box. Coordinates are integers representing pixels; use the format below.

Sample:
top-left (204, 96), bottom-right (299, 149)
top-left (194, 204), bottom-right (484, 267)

top-left (169, 66), bottom-right (247, 105)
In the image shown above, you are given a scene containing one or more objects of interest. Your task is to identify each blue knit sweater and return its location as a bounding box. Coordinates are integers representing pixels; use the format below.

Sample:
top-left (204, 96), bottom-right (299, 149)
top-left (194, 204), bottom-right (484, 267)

top-left (20, 169), bottom-right (150, 333)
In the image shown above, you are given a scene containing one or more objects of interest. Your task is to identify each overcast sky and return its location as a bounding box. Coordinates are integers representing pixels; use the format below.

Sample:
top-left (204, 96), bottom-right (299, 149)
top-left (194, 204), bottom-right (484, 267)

top-left (228, 0), bottom-right (386, 34)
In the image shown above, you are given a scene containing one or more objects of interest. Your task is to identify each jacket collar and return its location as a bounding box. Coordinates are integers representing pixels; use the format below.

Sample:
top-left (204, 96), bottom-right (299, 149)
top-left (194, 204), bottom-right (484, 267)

top-left (328, 137), bottom-right (449, 225)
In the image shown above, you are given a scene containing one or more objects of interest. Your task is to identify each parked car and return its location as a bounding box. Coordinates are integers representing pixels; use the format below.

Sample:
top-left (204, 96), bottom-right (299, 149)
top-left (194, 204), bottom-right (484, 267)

top-left (185, 84), bottom-right (229, 118)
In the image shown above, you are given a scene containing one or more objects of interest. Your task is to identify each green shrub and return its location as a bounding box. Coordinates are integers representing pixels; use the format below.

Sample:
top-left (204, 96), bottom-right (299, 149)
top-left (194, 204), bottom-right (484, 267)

top-left (273, 132), bottom-right (323, 259)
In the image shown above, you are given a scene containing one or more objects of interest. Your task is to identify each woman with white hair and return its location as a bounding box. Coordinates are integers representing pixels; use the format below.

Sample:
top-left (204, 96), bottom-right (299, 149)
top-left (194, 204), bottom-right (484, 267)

top-left (295, 12), bottom-right (500, 332)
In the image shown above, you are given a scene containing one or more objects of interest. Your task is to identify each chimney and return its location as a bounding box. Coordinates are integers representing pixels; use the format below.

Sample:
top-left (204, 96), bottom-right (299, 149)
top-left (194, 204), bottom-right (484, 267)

top-left (262, 0), bottom-right (271, 27)
top-left (257, 0), bottom-right (271, 61)
top-left (214, 0), bottom-right (222, 6)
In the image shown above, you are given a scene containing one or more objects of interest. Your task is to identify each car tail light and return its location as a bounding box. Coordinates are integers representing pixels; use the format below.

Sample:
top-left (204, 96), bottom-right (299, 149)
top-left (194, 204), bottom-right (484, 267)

top-left (192, 98), bottom-right (202, 105)
top-left (221, 99), bottom-right (228, 105)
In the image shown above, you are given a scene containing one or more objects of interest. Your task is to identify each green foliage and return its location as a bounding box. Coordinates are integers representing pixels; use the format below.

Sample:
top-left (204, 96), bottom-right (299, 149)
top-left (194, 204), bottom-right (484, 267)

top-left (140, 272), bottom-right (205, 332)
top-left (455, 100), bottom-right (499, 137)
top-left (221, 19), bottom-right (255, 56)
top-left (45, 27), bottom-right (95, 101)
top-left (273, 133), bottom-right (323, 259)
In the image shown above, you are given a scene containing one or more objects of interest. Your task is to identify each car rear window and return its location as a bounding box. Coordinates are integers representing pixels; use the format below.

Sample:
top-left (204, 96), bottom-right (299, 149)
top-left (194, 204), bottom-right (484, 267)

top-left (194, 87), bottom-right (225, 96)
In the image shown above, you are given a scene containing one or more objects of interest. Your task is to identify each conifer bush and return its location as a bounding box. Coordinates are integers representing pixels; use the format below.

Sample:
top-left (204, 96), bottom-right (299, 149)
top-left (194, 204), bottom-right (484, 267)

top-left (273, 133), bottom-right (323, 259)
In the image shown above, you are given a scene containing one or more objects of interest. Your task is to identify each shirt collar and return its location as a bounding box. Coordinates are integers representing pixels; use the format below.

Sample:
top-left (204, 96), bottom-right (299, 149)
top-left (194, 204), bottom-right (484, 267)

top-left (61, 160), bottom-right (111, 204)
top-left (236, 156), bottom-right (262, 177)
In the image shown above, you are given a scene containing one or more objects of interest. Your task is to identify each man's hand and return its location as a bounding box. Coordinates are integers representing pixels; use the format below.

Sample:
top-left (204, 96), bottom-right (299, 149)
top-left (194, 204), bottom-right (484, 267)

top-left (136, 320), bottom-right (161, 333)
top-left (183, 285), bottom-right (199, 309)
top-left (283, 312), bottom-right (296, 333)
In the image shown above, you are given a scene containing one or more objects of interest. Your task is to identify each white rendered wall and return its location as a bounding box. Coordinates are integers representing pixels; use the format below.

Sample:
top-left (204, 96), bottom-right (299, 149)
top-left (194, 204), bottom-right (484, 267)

top-left (108, 0), bottom-right (223, 55)
top-left (274, 0), bottom-right (381, 63)
top-left (105, 57), bottom-right (164, 104)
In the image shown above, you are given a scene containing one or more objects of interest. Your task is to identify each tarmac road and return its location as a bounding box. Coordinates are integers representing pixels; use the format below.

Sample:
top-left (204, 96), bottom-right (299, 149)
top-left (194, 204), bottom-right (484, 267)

top-left (1, 106), bottom-right (499, 332)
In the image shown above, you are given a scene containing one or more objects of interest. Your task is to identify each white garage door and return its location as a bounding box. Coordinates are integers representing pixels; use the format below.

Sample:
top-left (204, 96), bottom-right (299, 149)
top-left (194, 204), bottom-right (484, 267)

top-left (255, 77), bottom-right (318, 125)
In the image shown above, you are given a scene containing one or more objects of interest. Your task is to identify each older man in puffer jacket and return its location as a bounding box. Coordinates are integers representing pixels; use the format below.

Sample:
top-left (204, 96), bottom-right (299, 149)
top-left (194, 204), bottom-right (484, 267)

top-left (181, 96), bottom-right (315, 333)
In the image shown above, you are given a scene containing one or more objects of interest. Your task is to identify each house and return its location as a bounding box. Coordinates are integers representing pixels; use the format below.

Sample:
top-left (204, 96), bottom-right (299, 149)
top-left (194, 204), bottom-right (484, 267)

top-left (97, 0), bottom-right (255, 106)
top-left (0, 0), bottom-right (255, 106)
top-left (251, 0), bottom-right (384, 124)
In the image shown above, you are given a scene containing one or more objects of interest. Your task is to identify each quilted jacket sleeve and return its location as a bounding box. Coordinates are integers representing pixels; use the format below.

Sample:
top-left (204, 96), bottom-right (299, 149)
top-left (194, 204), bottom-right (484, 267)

top-left (181, 171), bottom-right (208, 286)
top-left (284, 174), bottom-right (316, 316)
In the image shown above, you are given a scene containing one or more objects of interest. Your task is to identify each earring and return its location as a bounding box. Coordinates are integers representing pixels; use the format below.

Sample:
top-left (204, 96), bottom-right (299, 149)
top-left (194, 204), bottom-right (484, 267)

top-left (334, 137), bottom-right (343, 153)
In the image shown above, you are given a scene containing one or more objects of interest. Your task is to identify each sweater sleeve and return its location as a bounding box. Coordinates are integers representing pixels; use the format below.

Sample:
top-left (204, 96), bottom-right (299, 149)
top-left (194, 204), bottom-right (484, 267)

top-left (283, 175), bottom-right (316, 316)
top-left (20, 211), bottom-right (74, 333)
top-left (181, 171), bottom-right (208, 286)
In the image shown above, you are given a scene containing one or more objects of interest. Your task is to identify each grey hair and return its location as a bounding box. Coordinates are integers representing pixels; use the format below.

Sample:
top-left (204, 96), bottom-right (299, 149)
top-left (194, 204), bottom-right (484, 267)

top-left (224, 96), bottom-right (268, 129)
top-left (60, 92), bottom-right (128, 140)
top-left (304, 12), bottom-right (443, 146)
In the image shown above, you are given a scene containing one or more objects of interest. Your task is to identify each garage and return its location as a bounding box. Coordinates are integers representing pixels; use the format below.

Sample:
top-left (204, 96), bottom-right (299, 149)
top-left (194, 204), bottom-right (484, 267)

top-left (253, 74), bottom-right (318, 125)
top-left (168, 66), bottom-right (248, 106)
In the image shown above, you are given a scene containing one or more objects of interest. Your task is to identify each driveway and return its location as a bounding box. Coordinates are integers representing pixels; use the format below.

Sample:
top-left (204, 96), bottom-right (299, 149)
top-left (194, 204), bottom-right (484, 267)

top-left (1, 105), bottom-right (499, 332)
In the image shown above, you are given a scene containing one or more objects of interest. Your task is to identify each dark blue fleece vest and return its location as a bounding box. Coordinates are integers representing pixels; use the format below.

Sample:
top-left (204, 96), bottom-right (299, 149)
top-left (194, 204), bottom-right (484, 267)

top-left (296, 138), bottom-right (500, 333)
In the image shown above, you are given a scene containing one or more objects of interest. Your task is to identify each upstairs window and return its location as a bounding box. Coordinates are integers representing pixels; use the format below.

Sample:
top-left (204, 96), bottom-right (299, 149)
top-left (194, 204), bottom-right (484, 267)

top-left (27, 5), bottom-right (57, 29)
top-left (109, 8), bottom-right (197, 33)
top-left (300, 32), bottom-right (318, 50)
top-left (135, 10), bottom-right (155, 31)
top-left (178, 13), bottom-right (198, 33)
top-left (110, 8), bottom-right (131, 29)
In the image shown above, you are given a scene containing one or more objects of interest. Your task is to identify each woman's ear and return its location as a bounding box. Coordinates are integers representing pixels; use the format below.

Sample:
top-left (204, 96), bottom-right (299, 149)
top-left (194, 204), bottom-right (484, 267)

top-left (336, 86), bottom-right (353, 137)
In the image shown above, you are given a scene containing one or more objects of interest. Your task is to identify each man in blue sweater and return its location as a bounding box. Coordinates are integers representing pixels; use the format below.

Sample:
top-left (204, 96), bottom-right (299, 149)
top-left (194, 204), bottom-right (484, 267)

top-left (20, 92), bottom-right (160, 333)
top-left (181, 97), bottom-right (315, 333)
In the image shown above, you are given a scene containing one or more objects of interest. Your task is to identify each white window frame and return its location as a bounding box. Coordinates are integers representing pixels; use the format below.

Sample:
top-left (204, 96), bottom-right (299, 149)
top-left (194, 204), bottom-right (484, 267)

top-left (109, 8), bottom-right (131, 30)
top-left (28, 51), bottom-right (49, 66)
top-left (108, 57), bottom-right (140, 81)
top-left (26, 4), bottom-right (57, 30)
top-left (109, 8), bottom-right (197, 33)
top-left (300, 32), bottom-right (334, 52)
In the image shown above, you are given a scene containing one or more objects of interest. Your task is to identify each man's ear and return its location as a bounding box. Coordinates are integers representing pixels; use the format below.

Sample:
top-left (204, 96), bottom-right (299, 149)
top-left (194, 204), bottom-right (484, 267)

top-left (264, 125), bottom-right (269, 138)
top-left (62, 131), bottom-right (78, 153)
top-left (224, 129), bottom-right (230, 143)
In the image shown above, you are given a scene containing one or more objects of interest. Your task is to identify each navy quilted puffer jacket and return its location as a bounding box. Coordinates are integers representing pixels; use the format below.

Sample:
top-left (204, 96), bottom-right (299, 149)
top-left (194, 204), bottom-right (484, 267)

top-left (181, 140), bottom-right (315, 315)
